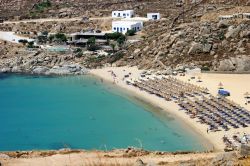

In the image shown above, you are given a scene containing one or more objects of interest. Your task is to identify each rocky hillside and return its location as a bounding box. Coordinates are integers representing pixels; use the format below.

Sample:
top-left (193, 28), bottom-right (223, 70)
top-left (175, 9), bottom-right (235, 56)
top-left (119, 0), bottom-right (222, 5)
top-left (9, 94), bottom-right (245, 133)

top-left (118, 19), bottom-right (250, 72)
top-left (1, 0), bottom-right (248, 20)
top-left (0, 0), bottom-right (176, 20)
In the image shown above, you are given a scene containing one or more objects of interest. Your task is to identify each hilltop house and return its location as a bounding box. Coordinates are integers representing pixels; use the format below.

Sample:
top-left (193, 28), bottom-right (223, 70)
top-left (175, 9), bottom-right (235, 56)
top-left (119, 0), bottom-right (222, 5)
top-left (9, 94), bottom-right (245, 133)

top-left (112, 21), bottom-right (143, 34)
top-left (112, 10), bottom-right (134, 18)
top-left (147, 13), bottom-right (161, 20)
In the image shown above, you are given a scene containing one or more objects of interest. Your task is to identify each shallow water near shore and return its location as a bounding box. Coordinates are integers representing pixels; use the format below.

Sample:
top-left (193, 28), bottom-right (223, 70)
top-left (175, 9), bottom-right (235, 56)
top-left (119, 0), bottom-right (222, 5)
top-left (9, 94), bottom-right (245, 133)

top-left (0, 74), bottom-right (208, 151)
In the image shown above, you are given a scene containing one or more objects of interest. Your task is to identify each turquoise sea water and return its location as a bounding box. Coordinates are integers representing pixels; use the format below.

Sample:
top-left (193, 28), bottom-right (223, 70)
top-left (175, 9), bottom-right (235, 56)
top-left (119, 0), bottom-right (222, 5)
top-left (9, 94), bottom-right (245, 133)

top-left (0, 74), bottom-right (208, 151)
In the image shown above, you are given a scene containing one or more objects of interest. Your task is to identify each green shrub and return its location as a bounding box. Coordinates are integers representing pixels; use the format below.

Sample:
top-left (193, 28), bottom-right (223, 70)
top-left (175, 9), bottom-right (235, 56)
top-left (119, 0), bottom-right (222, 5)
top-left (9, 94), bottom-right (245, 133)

top-left (34, 0), bottom-right (51, 11)
top-left (74, 48), bottom-right (83, 58)
top-left (201, 66), bottom-right (210, 71)
top-left (109, 52), bottom-right (124, 64)
top-left (42, 31), bottom-right (48, 36)
top-left (125, 29), bottom-right (136, 36)
top-left (49, 33), bottom-right (67, 43)
top-left (117, 35), bottom-right (126, 45)
top-left (218, 32), bottom-right (225, 41)
top-left (87, 37), bottom-right (98, 51)
top-left (18, 39), bottom-right (28, 45)
top-left (54, 33), bottom-right (67, 42)
top-left (27, 41), bottom-right (34, 48)
top-left (105, 32), bottom-right (125, 40)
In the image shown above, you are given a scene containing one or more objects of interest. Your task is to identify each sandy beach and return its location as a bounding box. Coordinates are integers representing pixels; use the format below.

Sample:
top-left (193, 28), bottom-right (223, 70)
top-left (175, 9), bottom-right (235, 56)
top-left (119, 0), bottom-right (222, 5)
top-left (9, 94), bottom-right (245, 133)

top-left (90, 66), bottom-right (250, 152)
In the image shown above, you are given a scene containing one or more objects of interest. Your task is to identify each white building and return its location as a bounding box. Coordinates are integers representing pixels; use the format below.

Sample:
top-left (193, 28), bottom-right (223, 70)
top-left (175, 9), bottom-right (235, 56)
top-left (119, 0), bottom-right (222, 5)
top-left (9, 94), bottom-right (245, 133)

top-left (219, 15), bottom-right (234, 21)
top-left (112, 21), bottom-right (143, 34)
top-left (112, 10), bottom-right (134, 18)
top-left (243, 13), bottom-right (250, 19)
top-left (147, 13), bottom-right (161, 20)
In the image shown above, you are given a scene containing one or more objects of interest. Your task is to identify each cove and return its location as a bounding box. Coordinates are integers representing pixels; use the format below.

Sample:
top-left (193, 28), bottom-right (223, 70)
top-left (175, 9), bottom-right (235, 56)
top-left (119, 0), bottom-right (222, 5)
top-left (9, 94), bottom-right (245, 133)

top-left (0, 74), bottom-right (207, 151)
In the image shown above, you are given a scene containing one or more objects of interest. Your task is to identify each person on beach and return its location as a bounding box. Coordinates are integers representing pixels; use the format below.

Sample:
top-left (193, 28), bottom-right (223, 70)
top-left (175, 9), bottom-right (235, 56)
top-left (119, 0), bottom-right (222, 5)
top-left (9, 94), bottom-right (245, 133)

top-left (207, 128), bottom-right (209, 133)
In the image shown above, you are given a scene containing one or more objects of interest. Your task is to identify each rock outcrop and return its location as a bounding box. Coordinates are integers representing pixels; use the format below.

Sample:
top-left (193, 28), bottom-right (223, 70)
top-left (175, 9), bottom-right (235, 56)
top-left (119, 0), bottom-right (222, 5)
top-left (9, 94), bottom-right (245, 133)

top-left (0, 48), bottom-right (88, 75)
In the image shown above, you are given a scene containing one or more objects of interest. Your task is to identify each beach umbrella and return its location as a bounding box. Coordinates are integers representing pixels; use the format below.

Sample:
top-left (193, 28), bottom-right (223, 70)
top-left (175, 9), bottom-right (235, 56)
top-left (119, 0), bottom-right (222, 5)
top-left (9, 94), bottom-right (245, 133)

top-left (218, 82), bottom-right (224, 89)
top-left (244, 92), bottom-right (250, 98)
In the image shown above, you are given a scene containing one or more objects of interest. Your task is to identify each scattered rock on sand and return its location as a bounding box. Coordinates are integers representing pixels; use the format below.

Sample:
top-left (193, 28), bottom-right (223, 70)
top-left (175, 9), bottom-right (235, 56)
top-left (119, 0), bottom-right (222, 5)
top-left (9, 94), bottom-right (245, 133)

top-left (211, 152), bottom-right (238, 166)
top-left (135, 158), bottom-right (145, 166)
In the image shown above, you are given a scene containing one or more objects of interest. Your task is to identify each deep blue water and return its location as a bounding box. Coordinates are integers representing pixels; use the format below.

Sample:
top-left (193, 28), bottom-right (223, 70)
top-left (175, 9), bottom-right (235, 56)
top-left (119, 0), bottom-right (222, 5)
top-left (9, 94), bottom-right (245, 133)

top-left (0, 74), bottom-right (208, 151)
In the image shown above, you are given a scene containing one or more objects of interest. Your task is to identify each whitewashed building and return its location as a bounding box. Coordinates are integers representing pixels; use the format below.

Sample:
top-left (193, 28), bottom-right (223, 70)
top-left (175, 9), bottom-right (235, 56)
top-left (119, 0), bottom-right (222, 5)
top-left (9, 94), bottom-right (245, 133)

top-left (219, 15), bottom-right (234, 21)
top-left (112, 21), bottom-right (143, 34)
top-left (243, 13), bottom-right (250, 19)
top-left (147, 13), bottom-right (161, 20)
top-left (112, 10), bottom-right (134, 18)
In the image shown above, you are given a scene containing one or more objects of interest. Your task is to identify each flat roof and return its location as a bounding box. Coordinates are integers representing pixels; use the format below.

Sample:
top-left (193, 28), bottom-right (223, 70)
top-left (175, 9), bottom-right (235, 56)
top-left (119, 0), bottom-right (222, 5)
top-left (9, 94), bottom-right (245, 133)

top-left (112, 20), bottom-right (142, 26)
top-left (219, 15), bottom-right (233, 18)
top-left (147, 13), bottom-right (160, 14)
top-left (71, 32), bottom-right (106, 36)
top-left (112, 10), bottom-right (134, 12)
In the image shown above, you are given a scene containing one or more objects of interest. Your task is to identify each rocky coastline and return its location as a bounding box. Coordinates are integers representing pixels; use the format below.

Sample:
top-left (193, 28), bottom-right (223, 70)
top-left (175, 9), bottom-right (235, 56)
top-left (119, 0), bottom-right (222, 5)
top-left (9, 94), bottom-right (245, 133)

top-left (0, 50), bottom-right (88, 76)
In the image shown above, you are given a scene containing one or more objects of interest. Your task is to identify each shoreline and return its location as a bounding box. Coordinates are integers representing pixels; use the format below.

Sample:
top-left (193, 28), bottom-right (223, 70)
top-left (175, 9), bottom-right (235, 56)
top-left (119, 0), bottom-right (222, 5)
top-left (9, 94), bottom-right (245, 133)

top-left (2, 68), bottom-right (250, 153)
top-left (90, 66), bottom-right (250, 152)
top-left (90, 67), bottom-right (220, 152)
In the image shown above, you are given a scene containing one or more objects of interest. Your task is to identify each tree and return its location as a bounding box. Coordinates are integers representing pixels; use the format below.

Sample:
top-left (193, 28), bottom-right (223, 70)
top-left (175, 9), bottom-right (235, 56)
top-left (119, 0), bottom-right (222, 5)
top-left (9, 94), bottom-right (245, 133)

top-left (42, 31), bottom-right (48, 36)
top-left (48, 33), bottom-right (67, 43)
top-left (87, 37), bottom-right (97, 51)
top-left (73, 48), bottom-right (83, 58)
top-left (48, 34), bottom-right (54, 43)
top-left (55, 33), bottom-right (67, 42)
top-left (27, 41), bottom-right (35, 48)
top-left (110, 43), bottom-right (116, 53)
top-left (117, 35), bottom-right (126, 46)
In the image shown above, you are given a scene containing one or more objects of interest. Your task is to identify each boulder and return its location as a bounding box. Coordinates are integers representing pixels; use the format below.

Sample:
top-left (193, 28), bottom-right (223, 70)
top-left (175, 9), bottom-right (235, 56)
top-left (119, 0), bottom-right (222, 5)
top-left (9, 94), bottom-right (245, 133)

top-left (203, 44), bottom-right (212, 53)
top-left (134, 49), bottom-right (141, 54)
top-left (188, 42), bottom-right (203, 55)
top-left (11, 66), bottom-right (22, 73)
top-left (233, 56), bottom-right (250, 71)
top-left (246, 0), bottom-right (250, 6)
top-left (217, 56), bottom-right (250, 72)
top-left (217, 20), bottom-right (229, 29)
top-left (218, 59), bottom-right (235, 71)
top-left (225, 25), bottom-right (242, 39)
top-left (240, 30), bottom-right (250, 38)
top-left (46, 64), bottom-right (87, 75)
top-left (0, 67), bottom-right (11, 73)
top-left (32, 66), bottom-right (49, 74)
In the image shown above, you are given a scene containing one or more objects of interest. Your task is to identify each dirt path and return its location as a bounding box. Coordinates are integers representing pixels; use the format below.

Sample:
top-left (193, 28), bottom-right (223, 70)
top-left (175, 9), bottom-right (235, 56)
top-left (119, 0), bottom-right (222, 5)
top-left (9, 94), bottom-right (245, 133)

top-left (2, 16), bottom-right (113, 24)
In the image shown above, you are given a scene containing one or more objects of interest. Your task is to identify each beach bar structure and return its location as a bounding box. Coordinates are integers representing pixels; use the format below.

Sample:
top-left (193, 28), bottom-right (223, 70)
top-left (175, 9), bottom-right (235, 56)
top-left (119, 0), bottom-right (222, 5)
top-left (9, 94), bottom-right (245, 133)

top-left (112, 10), bottom-right (134, 18)
top-left (147, 13), bottom-right (161, 20)
top-left (112, 21), bottom-right (143, 34)
top-left (68, 31), bottom-right (107, 46)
